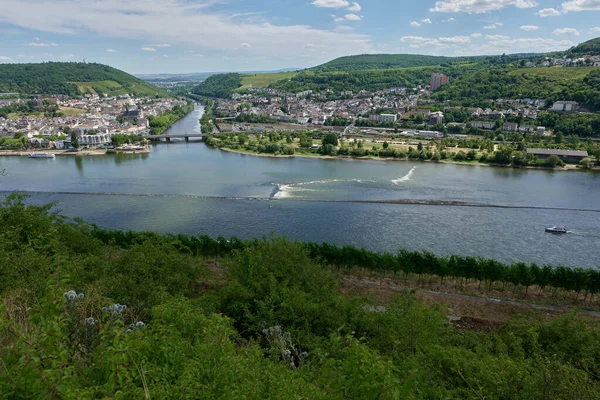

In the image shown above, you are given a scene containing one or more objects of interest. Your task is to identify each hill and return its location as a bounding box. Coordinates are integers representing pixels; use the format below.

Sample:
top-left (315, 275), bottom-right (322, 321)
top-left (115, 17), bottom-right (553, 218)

top-left (566, 37), bottom-right (600, 57)
top-left (310, 54), bottom-right (470, 72)
top-left (0, 62), bottom-right (168, 97)
top-left (433, 66), bottom-right (600, 110)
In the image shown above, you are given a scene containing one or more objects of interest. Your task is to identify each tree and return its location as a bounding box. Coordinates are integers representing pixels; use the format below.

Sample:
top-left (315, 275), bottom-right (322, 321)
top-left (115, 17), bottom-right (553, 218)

top-left (543, 155), bottom-right (564, 168)
top-left (322, 133), bottom-right (339, 147)
top-left (579, 157), bottom-right (595, 170)
top-left (555, 131), bottom-right (564, 144)
top-left (70, 132), bottom-right (80, 149)
top-left (383, 141), bottom-right (389, 149)
top-left (417, 142), bottom-right (423, 151)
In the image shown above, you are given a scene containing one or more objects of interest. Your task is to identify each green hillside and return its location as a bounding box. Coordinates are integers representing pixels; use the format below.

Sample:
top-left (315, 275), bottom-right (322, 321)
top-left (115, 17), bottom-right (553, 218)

top-left (0, 62), bottom-right (168, 97)
top-left (434, 67), bottom-right (600, 110)
top-left (566, 37), bottom-right (600, 57)
top-left (191, 73), bottom-right (243, 98)
top-left (310, 54), bottom-right (469, 72)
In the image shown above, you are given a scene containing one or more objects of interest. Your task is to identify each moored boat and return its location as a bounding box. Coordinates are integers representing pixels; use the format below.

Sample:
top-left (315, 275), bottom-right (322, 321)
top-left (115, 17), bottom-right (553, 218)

top-left (28, 153), bottom-right (56, 159)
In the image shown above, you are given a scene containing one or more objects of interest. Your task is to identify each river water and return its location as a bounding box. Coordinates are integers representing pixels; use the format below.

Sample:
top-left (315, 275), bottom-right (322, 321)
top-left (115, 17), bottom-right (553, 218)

top-left (1, 104), bottom-right (600, 268)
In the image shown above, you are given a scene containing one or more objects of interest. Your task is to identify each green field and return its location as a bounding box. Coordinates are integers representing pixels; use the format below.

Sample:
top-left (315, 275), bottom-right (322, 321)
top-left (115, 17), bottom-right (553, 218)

top-left (59, 106), bottom-right (87, 116)
top-left (71, 80), bottom-right (157, 96)
top-left (239, 72), bottom-right (297, 89)
top-left (509, 67), bottom-right (600, 81)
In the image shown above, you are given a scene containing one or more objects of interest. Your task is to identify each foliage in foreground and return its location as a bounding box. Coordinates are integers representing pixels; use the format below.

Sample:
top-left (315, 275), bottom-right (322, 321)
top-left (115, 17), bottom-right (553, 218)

top-left (1, 193), bottom-right (600, 399)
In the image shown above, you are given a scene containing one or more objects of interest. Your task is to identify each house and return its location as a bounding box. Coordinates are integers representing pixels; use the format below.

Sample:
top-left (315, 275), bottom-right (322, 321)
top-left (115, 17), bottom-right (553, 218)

top-left (552, 101), bottom-right (579, 113)
top-left (526, 148), bottom-right (588, 163)
top-left (537, 126), bottom-right (546, 135)
top-left (519, 125), bottom-right (535, 134)
top-left (503, 122), bottom-right (518, 132)
top-left (471, 121), bottom-right (496, 130)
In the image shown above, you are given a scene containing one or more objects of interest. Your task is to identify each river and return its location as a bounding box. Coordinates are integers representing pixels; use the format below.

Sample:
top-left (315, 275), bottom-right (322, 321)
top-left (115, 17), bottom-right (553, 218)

top-left (1, 103), bottom-right (599, 268)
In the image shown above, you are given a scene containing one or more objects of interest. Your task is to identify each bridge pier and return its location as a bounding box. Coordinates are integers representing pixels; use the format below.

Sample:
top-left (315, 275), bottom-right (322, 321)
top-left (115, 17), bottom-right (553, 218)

top-left (185, 136), bottom-right (189, 142)
top-left (166, 137), bottom-right (171, 142)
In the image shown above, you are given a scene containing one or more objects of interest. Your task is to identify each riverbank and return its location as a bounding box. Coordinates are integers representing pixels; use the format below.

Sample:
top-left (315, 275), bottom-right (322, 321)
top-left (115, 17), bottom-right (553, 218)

top-left (215, 145), bottom-right (596, 172)
top-left (0, 146), bottom-right (150, 157)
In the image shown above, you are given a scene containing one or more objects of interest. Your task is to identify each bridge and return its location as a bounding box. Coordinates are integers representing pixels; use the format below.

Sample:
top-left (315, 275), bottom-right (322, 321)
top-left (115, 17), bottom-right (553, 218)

top-left (147, 134), bottom-right (203, 142)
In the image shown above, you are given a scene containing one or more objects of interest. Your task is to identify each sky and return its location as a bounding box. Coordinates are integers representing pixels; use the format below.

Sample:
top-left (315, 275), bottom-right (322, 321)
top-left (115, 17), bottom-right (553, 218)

top-left (0, 0), bottom-right (599, 74)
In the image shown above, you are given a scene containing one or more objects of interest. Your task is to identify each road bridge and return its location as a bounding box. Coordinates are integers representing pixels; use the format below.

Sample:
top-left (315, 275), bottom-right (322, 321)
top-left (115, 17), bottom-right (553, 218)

top-left (147, 134), bottom-right (203, 142)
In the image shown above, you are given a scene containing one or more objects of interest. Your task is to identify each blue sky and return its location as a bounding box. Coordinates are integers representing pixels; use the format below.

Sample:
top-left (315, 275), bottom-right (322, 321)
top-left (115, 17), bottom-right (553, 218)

top-left (0, 0), bottom-right (599, 74)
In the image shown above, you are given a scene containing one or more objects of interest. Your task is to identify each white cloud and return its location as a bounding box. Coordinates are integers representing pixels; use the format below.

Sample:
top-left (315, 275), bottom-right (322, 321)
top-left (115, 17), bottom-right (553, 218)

top-left (241, 42), bottom-right (251, 48)
top-left (520, 25), bottom-right (539, 31)
top-left (34, 37), bottom-right (40, 40)
top-left (61, 53), bottom-right (75, 60)
top-left (537, 8), bottom-right (561, 16)
top-left (553, 27), bottom-right (580, 36)
top-left (106, 48), bottom-right (117, 52)
top-left (486, 34), bottom-right (511, 40)
top-left (410, 21), bottom-right (421, 27)
top-left (141, 47), bottom-right (156, 51)
top-left (421, 18), bottom-right (432, 24)
top-left (347, 2), bottom-right (361, 12)
top-left (471, 33), bottom-right (483, 38)
top-left (312, 0), bottom-right (349, 8)
top-left (430, 0), bottom-right (537, 13)
top-left (400, 35), bottom-right (471, 47)
top-left (344, 13), bottom-right (361, 20)
top-left (0, 0), bottom-right (373, 66)
top-left (0, 56), bottom-right (11, 61)
top-left (442, 17), bottom-right (455, 22)
top-left (484, 23), bottom-right (503, 29)
top-left (149, 43), bottom-right (171, 47)
top-left (26, 42), bottom-right (58, 47)
top-left (161, 54), bottom-right (168, 58)
top-left (590, 27), bottom-right (600, 33)
top-left (562, 0), bottom-right (600, 11)
top-left (481, 37), bottom-right (574, 52)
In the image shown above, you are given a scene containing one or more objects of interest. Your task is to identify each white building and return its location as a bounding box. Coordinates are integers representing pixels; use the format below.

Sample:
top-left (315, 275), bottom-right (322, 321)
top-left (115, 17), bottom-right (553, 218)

top-left (552, 101), bottom-right (579, 113)
top-left (379, 114), bottom-right (397, 124)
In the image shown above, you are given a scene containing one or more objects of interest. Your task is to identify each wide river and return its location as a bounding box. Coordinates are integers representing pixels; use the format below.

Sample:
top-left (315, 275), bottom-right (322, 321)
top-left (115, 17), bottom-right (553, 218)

top-left (1, 104), bottom-right (600, 268)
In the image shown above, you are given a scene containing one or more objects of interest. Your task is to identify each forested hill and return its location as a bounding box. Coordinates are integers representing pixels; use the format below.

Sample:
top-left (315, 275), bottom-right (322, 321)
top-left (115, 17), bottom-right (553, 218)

top-left (0, 62), bottom-right (168, 97)
top-left (310, 54), bottom-right (470, 72)
top-left (566, 38), bottom-right (600, 57)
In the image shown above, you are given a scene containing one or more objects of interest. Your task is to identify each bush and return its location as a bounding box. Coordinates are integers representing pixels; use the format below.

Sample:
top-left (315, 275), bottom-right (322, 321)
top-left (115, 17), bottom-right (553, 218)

top-left (543, 155), bottom-right (564, 168)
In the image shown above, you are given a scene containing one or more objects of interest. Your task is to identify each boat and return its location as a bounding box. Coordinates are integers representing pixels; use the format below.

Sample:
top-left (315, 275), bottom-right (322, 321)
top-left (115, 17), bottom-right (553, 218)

top-left (545, 226), bottom-right (569, 234)
top-left (28, 153), bottom-right (56, 159)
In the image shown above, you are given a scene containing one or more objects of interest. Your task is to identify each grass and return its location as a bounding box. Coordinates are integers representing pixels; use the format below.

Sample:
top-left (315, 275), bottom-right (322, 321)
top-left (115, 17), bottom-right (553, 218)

top-left (7, 112), bottom-right (43, 119)
top-left (239, 72), bottom-right (297, 89)
top-left (509, 66), bottom-right (600, 81)
top-left (59, 106), bottom-right (87, 116)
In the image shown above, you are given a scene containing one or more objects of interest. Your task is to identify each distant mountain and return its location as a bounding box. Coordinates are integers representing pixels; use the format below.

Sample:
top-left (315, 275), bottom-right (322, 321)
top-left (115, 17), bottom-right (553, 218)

top-left (309, 54), bottom-right (474, 72)
top-left (0, 62), bottom-right (168, 97)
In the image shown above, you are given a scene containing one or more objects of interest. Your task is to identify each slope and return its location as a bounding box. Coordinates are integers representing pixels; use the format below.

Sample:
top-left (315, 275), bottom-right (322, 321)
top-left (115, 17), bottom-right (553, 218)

top-left (310, 53), bottom-right (470, 72)
top-left (0, 62), bottom-right (168, 97)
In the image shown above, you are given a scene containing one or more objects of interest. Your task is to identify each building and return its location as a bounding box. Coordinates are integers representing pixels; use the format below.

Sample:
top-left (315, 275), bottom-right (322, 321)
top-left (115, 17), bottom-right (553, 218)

top-left (526, 148), bottom-right (588, 163)
top-left (552, 101), bottom-right (579, 113)
top-left (379, 114), bottom-right (397, 124)
top-left (429, 111), bottom-right (444, 125)
top-left (519, 125), bottom-right (535, 134)
top-left (503, 122), bottom-right (518, 132)
top-left (471, 121), bottom-right (496, 130)
top-left (430, 73), bottom-right (449, 91)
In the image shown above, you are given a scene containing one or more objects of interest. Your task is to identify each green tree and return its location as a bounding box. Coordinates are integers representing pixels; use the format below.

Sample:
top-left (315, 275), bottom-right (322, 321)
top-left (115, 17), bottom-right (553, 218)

top-left (322, 133), bottom-right (339, 147)
top-left (383, 141), bottom-right (389, 149)
top-left (70, 132), bottom-right (80, 149)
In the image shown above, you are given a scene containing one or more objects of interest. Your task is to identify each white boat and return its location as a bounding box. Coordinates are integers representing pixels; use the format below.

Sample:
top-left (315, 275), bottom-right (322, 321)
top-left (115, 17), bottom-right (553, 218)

top-left (28, 153), bottom-right (56, 159)
top-left (545, 226), bottom-right (568, 234)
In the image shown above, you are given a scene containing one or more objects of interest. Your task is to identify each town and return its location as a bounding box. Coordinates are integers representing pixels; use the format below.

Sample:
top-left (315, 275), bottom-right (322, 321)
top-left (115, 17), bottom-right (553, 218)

top-left (0, 93), bottom-right (187, 151)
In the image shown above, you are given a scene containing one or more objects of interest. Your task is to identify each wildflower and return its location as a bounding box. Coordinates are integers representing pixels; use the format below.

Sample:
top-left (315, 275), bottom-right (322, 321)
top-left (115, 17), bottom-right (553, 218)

top-left (86, 317), bottom-right (95, 325)
top-left (101, 307), bottom-right (108, 313)
top-left (67, 293), bottom-right (77, 301)
top-left (135, 321), bottom-right (145, 329)
top-left (77, 293), bottom-right (85, 299)
top-left (125, 329), bottom-right (132, 334)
